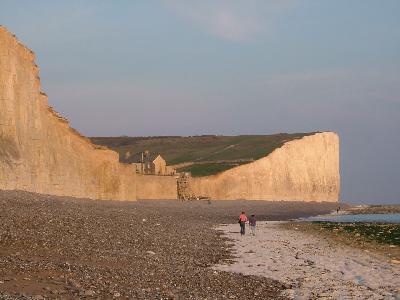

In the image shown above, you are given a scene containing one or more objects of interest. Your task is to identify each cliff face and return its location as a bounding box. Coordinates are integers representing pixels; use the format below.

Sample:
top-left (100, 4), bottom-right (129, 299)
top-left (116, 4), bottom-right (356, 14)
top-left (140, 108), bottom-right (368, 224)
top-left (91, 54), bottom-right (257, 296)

top-left (0, 26), bottom-right (136, 200)
top-left (0, 26), bottom-right (340, 202)
top-left (136, 175), bottom-right (177, 200)
top-left (189, 132), bottom-right (340, 202)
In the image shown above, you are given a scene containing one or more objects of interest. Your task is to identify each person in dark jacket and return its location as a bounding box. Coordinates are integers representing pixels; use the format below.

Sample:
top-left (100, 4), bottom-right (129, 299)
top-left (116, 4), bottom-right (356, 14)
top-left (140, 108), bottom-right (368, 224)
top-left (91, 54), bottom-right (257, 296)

top-left (249, 214), bottom-right (256, 236)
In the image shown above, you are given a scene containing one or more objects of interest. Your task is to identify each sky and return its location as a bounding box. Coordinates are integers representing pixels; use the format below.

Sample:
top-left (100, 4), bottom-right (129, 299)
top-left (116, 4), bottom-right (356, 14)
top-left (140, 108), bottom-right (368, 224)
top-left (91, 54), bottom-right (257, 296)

top-left (1, 0), bottom-right (399, 204)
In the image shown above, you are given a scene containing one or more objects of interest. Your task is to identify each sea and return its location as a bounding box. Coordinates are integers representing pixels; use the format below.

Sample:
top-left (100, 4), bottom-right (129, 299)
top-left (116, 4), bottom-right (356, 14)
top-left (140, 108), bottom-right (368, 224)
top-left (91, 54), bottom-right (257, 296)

top-left (303, 213), bottom-right (400, 224)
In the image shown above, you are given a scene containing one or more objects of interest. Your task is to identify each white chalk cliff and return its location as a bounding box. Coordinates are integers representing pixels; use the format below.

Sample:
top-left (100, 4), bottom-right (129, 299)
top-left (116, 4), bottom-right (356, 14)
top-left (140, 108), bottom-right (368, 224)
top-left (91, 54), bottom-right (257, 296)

top-left (189, 132), bottom-right (340, 202)
top-left (0, 27), bottom-right (339, 202)
top-left (0, 26), bottom-right (137, 200)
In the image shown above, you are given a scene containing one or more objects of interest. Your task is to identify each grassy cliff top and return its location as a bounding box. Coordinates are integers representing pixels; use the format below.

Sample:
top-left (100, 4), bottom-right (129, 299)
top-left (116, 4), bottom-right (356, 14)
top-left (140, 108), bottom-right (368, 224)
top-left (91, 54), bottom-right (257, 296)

top-left (90, 132), bottom-right (316, 176)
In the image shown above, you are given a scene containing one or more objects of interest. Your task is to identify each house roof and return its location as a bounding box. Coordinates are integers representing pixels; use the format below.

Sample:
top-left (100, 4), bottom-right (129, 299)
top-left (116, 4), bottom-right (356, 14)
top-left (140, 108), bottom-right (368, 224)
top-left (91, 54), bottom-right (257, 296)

top-left (126, 152), bottom-right (160, 163)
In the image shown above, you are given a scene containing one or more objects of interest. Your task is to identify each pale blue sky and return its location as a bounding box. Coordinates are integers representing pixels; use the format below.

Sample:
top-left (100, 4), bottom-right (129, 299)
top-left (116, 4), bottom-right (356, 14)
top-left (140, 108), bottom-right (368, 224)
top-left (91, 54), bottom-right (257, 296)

top-left (1, 1), bottom-right (399, 203)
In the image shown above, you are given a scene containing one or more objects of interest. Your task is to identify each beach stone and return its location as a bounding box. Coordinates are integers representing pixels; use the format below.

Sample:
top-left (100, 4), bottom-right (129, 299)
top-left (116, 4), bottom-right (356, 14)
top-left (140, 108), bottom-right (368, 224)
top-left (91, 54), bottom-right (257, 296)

top-left (83, 290), bottom-right (96, 296)
top-left (113, 291), bottom-right (121, 297)
top-left (390, 259), bottom-right (400, 264)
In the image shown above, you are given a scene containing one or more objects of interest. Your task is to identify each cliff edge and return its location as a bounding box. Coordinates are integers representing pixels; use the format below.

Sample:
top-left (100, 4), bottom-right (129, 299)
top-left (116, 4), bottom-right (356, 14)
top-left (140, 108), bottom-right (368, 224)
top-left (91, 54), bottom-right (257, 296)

top-left (0, 26), bottom-right (136, 200)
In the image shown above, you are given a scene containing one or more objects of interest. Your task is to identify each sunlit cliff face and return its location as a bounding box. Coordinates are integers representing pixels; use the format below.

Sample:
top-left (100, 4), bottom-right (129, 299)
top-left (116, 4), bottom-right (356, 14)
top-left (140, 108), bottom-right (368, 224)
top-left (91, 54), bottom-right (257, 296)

top-left (0, 26), bottom-right (339, 202)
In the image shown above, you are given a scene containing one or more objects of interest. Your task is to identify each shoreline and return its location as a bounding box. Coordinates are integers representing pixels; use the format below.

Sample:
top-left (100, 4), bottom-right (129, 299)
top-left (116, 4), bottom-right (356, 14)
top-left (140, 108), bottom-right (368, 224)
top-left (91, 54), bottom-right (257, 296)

top-left (214, 221), bottom-right (400, 299)
top-left (346, 205), bottom-right (400, 215)
top-left (285, 221), bottom-right (400, 262)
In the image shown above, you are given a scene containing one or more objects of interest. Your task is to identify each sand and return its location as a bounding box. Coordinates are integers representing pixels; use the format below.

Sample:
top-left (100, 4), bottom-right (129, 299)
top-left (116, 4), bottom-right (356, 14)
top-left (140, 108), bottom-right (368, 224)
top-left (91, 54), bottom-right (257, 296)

top-left (214, 221), bottom-right (400, 300)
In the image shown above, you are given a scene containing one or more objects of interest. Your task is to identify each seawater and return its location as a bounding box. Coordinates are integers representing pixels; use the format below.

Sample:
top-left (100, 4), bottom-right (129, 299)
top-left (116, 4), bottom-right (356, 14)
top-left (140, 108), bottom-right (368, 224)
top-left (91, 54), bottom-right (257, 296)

top-left (304, 213), bottom-right (400, 224)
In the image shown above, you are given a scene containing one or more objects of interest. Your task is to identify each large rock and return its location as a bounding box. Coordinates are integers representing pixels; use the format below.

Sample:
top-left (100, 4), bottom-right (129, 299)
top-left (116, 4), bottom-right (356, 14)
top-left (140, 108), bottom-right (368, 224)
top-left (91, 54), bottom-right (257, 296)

top-left (0, 26), bottom-right (136, 200)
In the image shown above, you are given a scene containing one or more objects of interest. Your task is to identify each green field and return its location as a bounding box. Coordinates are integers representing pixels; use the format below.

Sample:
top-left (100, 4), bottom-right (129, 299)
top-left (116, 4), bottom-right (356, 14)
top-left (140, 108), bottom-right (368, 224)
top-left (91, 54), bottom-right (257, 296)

top-left (90, 132), bottom-right (316, 176)
top-left (177, 162), bottom-right (250, 177)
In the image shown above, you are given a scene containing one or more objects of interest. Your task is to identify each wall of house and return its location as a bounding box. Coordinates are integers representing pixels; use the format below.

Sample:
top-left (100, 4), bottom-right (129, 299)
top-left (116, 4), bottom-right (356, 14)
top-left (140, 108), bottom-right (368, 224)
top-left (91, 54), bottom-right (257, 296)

top-left (132, 163), bottom-right (141, 173)
top-left (165, 166), bottom-right (176, 175)
top-left (153, 156), bottom-right (166, 175)
top-left (0, 26), bottom-right (137, 200)
top-left (189, 132), bottom-right (340, 202)
top-left (136, 174), bottom-right (177, 200)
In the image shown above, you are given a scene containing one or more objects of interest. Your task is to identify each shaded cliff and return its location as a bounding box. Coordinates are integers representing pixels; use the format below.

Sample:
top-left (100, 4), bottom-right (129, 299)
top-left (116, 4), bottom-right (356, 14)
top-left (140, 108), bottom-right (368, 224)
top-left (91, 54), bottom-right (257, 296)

top-left (0, 26), bottom-right (136, 200)
top-left (189, 132), bottom-right (340, 202)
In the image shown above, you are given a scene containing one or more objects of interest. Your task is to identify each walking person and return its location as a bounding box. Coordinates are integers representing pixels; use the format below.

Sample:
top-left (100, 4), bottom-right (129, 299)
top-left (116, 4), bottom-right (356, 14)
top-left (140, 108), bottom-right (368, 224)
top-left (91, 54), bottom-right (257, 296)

top-left (249, 214), bottom-right (256, 236)
top-left (238, 211), bottom-right (248, 236)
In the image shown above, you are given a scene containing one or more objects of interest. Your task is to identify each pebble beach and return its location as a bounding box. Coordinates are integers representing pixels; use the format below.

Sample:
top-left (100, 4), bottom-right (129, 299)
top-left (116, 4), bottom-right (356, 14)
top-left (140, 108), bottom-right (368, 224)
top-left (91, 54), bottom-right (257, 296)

top-left (0, 190), bottom-right (339, 299)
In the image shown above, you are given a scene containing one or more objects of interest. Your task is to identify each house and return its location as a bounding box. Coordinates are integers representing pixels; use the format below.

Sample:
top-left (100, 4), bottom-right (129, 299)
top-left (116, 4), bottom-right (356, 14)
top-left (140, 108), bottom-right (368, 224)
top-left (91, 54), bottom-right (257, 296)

top-left (128, 150), bottom-right (175, 175)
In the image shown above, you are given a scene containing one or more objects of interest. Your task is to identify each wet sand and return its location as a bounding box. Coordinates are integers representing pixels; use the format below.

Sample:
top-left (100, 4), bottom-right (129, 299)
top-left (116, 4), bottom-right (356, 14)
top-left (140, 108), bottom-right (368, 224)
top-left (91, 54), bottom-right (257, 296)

top-left (214, 222), bottom-right (400, 299)
top-left (0, 190), bottom-right (339, 299)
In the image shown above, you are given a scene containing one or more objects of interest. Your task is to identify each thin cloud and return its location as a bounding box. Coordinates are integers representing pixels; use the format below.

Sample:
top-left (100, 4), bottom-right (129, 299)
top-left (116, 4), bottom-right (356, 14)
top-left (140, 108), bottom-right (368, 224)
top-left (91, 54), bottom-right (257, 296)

top-left (164, 0), bottom-right (298, 42)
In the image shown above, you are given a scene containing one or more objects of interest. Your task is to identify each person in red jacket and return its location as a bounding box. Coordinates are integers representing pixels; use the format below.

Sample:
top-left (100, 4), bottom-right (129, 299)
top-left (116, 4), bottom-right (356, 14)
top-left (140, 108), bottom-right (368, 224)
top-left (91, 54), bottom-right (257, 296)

top-left (238, 211), bottom-right (248, 236)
